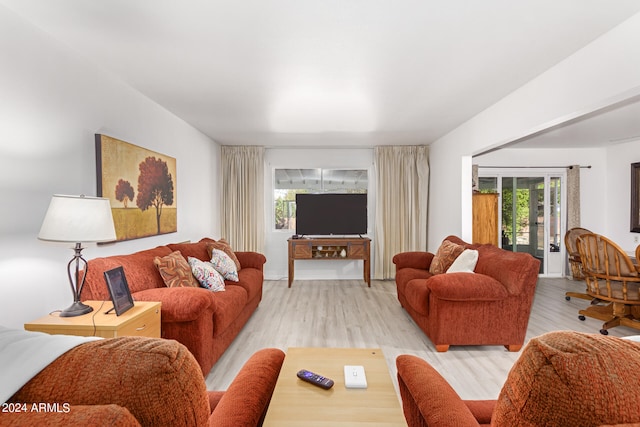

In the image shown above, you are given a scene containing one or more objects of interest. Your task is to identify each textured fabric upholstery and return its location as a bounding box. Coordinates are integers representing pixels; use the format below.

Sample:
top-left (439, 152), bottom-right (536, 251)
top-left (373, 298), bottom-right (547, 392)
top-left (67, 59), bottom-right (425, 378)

top-left (396, 331), bottom-right (640, 427)
top-left (393, 236), bottom-right (540, 351)
top-left (80, 237), bottom-right (266, 374)
top-left (493, 331), bottom-right (640, 426)
top-left (2, 337), bottom-right (284, 427)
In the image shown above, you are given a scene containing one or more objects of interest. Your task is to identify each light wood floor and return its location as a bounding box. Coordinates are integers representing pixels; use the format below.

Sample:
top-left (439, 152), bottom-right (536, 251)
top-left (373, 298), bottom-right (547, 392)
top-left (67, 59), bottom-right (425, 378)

top-left (205, 277), bottom-right (639, 400)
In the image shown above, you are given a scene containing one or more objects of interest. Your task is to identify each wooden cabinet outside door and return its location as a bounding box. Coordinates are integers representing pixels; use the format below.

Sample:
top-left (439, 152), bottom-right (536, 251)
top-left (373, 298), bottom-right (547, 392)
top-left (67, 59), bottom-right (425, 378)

top-left (472, 193), bottom-right (499, 245)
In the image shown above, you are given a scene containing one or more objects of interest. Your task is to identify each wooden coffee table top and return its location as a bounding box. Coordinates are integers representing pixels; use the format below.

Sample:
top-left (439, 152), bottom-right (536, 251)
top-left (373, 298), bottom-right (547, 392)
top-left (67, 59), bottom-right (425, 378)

top-left (263, 347), bottom-right (406, 426)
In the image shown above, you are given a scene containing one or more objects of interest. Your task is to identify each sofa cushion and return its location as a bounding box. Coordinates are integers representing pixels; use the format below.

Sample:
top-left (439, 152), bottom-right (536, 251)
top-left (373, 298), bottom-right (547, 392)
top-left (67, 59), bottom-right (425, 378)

top-left (429, 240), bottom-right (465, 275)
top-left (446, 249), bottom-right (479, 273)
top-left (228, 267), bottom-right (264, 302)
top-left (492, 331), bottom-right (640, 427)
top-left (206, 239), bottom-right (241, 271)
top-left (209, 285), bottom-right (248, 336)
top-left (82, 246), bottom-right (173, 299)
top-left (167, 239), bottom-right (211, 261)
top-left (154, 251), bottom-right (199, 288)
top-left (188, 257), bottom-right (226, 292)
top-left (209, 249), bottom-right (239, 282)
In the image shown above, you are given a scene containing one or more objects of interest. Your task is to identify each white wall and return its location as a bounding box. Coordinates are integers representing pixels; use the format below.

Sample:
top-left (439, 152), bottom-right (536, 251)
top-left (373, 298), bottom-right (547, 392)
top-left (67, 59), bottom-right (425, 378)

top-left (428, 12), bottom-right (640, 251)
top-left (0, 6), bottom-right (220, 328)
top-left (263, 148), bottom-right (375, 281)
top-left (605, 140), bottom-right (640, 250)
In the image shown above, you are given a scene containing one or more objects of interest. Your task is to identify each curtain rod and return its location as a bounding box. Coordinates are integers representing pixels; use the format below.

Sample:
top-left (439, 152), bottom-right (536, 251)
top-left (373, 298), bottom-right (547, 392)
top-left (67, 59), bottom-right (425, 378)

top-left (478, 165), bottom-right (591, 169)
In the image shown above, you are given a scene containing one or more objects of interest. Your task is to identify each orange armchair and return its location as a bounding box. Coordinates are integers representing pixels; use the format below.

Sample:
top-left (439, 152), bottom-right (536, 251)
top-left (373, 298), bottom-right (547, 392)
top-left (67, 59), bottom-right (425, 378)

top-left (396, 331), bottom-right (640, 427)
top-left (2, 337), bottom-right (284, 426)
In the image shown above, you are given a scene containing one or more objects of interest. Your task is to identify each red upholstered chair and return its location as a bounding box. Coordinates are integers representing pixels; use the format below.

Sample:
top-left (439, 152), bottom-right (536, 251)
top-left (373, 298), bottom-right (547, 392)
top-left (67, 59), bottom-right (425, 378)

top-left (396, 331), bottom-right (640, 427)
top-left (2, 337), bottom-right (284, 427)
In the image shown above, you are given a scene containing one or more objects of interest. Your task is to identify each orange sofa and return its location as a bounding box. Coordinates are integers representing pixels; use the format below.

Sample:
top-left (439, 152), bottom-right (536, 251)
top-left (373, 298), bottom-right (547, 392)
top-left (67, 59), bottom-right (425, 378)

top-left (396, 331), bottom-right (640, 427)
top-left (393, 236), bottom-right (540, 351)
top-left (2, 336), bottom-right (284, 426)
top-left (80, 237), bottom-right (266, 375)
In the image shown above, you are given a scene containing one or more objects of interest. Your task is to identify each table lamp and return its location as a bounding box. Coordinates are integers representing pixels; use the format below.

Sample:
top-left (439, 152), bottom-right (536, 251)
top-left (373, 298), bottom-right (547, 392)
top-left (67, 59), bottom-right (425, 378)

top-left (38, 194), bottom-right (117, 317)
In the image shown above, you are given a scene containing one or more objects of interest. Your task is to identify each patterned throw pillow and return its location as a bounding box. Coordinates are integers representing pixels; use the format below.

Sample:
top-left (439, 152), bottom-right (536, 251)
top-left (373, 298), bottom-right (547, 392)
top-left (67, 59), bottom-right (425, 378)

top-left (210, 248), bottom-right (239, 282)
top-left (188, 257), bottom-right (225, 292)
top-left (153, 251), bottom-right (198, 288)
top-left (206, 239), bottom-right (241, 271)
top-left (429, 240), bottom-right (466, 275)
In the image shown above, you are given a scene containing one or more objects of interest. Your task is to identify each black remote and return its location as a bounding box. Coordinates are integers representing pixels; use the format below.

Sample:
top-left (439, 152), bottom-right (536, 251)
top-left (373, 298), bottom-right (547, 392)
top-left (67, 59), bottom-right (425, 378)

top-left (296, 369), bottom-right (334, 390)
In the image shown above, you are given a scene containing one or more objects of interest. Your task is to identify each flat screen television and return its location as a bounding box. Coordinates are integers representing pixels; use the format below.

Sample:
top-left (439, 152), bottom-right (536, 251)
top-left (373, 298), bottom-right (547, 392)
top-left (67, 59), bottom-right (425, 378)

top-left (295, 193), bottom-right (367, 236)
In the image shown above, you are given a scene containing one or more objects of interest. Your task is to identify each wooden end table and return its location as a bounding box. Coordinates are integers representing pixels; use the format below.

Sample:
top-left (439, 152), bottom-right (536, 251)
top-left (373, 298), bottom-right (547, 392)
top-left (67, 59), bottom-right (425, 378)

top-left (25, 300), bottom-right (161, 338)
top-left (263, 347), bottom-right (406, 426)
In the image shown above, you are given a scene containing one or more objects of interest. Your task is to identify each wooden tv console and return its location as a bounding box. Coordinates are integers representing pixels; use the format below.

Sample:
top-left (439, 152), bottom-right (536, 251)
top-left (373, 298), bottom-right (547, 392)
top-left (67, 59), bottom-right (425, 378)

top-left (287, 237), bottom-right (371, 288)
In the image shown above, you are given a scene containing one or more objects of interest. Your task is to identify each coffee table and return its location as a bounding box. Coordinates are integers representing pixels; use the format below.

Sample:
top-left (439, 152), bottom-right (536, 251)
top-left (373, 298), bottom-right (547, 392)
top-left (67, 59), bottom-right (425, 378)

top-left (263, 347), bottom-right (406, 426)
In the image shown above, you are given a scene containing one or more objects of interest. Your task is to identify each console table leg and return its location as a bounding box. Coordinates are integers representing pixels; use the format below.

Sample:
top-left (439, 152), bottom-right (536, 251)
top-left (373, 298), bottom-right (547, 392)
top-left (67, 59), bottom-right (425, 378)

top-left (288, 259), bottom-right (294, 288)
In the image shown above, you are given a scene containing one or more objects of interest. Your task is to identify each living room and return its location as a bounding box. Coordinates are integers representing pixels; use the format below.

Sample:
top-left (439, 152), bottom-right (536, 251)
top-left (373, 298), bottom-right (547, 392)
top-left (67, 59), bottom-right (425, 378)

top-left (2, 2), bottom-right (640, 425)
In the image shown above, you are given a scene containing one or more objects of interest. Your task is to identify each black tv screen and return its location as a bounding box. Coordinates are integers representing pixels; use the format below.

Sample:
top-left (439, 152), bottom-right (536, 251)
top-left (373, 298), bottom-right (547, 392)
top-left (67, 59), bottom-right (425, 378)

top-left (295, 193), bottom-right (367, 236)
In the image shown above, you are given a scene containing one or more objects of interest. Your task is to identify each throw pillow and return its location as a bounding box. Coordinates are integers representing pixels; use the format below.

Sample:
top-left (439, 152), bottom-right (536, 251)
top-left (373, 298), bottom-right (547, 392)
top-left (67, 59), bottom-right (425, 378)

top-left (429, 240), bottom-right (466, 275)
top-left (188, 257), bottom-right (225, 292)
top-left (446, 249), bottom-right (479, 273)
top-left (153, 251), bottom-right (199, 288)
top-left (206, 239), bottom-right (241, 271)
top-left (210, 248), bottom-right (239, 282)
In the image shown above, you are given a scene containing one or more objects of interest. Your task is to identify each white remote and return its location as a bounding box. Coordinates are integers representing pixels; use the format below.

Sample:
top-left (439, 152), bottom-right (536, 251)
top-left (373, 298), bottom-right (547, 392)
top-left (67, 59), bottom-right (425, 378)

top-left (344, 365), bottom-right (368, 388)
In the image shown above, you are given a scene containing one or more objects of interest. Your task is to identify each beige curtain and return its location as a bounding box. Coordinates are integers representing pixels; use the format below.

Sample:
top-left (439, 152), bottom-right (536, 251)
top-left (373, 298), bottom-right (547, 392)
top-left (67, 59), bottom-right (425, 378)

top-left (373, 145), bottom-right (429, 279)
top-left (220, 146), bottom-right (265, 252)
top-left (567, 165), bottom-right (581, 230)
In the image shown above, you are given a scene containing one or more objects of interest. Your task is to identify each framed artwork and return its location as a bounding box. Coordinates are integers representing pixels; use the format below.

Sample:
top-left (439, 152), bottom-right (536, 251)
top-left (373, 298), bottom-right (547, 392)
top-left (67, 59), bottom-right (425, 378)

top-left (103, 266), bottom-right (134, 316)
top-left (96, 134), bottom-right (177, 242)
top-left (632, 162), bottom-right (640, 233)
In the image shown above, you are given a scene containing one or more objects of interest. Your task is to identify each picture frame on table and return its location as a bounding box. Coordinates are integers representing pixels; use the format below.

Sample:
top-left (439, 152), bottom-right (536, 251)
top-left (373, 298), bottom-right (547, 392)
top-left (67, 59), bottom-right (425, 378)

top-left (103, 266), bottom-right (134, 316)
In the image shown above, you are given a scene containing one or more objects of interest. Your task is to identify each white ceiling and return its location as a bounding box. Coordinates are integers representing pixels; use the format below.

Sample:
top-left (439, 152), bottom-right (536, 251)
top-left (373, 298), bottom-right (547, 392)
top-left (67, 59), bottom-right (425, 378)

top-left (3, 0), bottom-right (640, 148)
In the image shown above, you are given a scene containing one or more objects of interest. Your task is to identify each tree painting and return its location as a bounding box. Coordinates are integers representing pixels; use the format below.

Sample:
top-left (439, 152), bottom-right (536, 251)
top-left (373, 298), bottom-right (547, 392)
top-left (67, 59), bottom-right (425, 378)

top-left (96, 134), bottom-right (177, 242)
top-left (115, 179), bottom-right (135, 208)
top-left (136, 156), bottom-right (174, 234)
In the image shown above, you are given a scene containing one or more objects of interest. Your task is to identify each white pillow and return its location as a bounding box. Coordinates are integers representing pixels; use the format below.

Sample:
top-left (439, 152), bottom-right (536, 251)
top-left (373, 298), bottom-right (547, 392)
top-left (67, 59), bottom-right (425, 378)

top-left (446, 249), bottom-right (479, 273)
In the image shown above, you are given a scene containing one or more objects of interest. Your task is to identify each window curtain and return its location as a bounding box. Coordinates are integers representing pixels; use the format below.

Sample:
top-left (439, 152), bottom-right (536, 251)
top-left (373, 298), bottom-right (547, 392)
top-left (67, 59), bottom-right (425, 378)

top-left (220, 146), bottom-right (265, 252)
top-left (566, 165), bottom-right (581, 230)
top-left (373, 146), bottom-right (429, 279)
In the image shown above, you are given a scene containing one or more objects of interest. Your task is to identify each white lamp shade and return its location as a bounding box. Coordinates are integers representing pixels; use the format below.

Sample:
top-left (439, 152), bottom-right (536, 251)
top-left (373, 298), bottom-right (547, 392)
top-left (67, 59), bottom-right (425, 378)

top-left (38, 194), bottom-right (117, 243)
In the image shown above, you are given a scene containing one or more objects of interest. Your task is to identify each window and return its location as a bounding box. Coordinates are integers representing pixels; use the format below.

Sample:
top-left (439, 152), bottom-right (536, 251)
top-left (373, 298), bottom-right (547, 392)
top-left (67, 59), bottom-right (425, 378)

top-left (274, 168), bottom-right (368, 230)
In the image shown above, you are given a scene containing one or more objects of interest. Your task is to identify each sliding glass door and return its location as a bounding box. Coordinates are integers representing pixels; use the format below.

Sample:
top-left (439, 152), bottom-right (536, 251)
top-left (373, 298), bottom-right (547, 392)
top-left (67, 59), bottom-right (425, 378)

top-left (478, 171), bottom-right (565, 276)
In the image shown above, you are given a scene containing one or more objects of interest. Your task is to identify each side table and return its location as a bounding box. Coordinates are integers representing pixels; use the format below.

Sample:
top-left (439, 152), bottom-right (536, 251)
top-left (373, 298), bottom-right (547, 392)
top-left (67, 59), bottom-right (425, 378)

top-left (25, 300), bottom-right (161, 338)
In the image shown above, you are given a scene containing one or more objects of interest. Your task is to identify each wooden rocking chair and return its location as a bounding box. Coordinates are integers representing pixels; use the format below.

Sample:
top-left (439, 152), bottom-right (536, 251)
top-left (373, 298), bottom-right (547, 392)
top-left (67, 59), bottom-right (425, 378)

top-left (576, 233), bottom-right (640, 334)
top-left (564, 227), bottom-right (592, 301)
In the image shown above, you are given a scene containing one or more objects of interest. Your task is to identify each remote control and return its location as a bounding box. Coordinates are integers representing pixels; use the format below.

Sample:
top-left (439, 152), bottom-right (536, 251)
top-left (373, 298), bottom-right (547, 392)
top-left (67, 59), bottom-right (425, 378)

top-left (296, 369), bottom-right (334, 390)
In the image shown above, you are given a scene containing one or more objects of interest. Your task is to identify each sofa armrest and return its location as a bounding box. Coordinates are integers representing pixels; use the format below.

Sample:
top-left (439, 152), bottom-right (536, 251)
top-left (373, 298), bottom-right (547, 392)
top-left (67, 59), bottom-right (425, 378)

top-left (234, 251), bottom-right (267, 270)
top-left (0, 404), bottom-right (140, 426)
top-left (8, 337), bottom-right (211, 427)
top-left (392, 252), bottom-right (434, 270)
top-left (133, 287), bottom-right (216, 322)
top-left (396, 355), bottom-right (485, 427)
top-left (210, 348), bottom-right (285, 427)
top-left (426, 273), bottom-right (509, 301)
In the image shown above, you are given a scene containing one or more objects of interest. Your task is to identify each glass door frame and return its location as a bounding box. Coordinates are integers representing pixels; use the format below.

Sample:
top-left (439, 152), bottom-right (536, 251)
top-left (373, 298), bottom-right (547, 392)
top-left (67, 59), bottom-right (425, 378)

top-left (478, 168), bottom-right (567, 277)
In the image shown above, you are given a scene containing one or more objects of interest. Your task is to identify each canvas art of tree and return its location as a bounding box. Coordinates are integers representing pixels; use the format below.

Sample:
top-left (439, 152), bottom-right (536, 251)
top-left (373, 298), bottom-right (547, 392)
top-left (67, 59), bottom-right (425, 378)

top-left (115, 179), bottom-right (135, 208)
top-left (96, 134), bottom-right (177, 242)
top-left (136, 156), bottom-right (174, 235)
